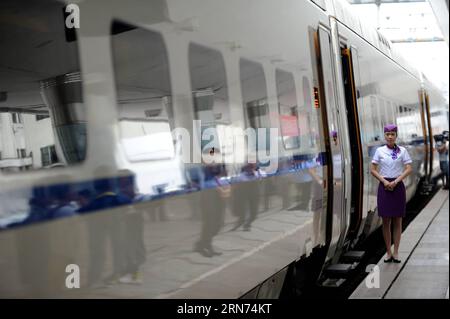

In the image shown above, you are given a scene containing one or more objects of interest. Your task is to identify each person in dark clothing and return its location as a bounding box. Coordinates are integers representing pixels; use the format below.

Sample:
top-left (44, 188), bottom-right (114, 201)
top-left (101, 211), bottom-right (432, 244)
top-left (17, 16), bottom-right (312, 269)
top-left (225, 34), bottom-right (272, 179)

top-left (194, 149), bottom-right (229, 257)
top-left (434, 133), bottom-right (449, 189)
top-left (185, 164), bottom-right (205, 220)
top-left (291, 154), bottom-right (315, 212)
top-left (117, 172), bottom-right (147, 284)
top-left (231, 163), bottom-right (260, 231)
top-left (13, 185), bottom-right (52, 296)
top-left (78, 176), bottom-right (131, 285)
top-left (48, 183), bottom-right (78, 219)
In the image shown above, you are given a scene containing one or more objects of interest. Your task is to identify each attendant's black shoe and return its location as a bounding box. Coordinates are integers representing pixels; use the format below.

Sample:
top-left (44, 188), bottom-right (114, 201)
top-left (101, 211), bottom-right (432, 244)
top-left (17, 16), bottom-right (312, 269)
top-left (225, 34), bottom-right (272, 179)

top-left (392, 257), bottom-right (401, 263)
top-left (384, 257), bottom-right (393, 263)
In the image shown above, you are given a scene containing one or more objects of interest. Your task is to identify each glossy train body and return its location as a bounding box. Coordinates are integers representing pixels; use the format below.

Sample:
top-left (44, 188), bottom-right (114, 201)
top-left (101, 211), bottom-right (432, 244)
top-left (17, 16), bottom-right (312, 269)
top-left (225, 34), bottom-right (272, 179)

top-left (0, 0), bottom-right (447, 298)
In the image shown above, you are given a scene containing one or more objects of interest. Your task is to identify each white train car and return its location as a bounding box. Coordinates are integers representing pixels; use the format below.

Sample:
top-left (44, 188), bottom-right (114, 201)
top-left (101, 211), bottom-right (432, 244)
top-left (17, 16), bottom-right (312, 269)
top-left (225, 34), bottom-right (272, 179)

top-left (0, 0), bottom-right (446, 298)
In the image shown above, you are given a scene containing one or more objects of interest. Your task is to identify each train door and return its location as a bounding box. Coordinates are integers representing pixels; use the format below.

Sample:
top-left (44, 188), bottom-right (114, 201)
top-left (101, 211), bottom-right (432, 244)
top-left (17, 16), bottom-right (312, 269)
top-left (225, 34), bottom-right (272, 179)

top-left (419, 89), bottom-right (430, 180)
top-left (424, 92), bottom-right (434, 179)
top-left (340, 46), bottom-right (365, 242)
top-left (313, 25), bottom-right (346, 263)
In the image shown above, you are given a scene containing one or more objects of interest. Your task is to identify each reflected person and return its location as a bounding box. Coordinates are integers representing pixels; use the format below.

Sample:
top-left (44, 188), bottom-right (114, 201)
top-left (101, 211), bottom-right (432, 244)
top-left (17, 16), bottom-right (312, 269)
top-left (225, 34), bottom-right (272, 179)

top-left (231, 163), bottom-right (260, 231)
top-left (78, 176), bottom-right (131, 285)
top-left (117, 172), bottom-right (147, 284)
top-left (194, 148), bottom-right (229, 257)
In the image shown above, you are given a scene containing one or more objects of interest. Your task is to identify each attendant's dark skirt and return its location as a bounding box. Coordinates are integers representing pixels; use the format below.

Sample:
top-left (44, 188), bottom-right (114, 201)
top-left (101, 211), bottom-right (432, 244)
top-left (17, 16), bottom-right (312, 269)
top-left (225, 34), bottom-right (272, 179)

top-left (377, 177), bottom-right (406, 218)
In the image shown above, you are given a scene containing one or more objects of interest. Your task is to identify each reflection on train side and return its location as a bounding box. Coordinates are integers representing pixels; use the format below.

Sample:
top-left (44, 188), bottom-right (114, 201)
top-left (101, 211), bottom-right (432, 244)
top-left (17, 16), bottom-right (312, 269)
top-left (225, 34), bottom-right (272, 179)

top-left (0, 5), bottom-right (327, 297)
top-left (1, 153), bottom-right (326, 296)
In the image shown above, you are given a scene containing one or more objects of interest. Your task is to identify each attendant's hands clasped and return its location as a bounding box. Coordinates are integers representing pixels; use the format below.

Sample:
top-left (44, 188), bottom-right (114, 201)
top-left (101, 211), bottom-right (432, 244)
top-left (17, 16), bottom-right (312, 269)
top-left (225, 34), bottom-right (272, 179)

top-left (383, 179), bottom-right (398, 191)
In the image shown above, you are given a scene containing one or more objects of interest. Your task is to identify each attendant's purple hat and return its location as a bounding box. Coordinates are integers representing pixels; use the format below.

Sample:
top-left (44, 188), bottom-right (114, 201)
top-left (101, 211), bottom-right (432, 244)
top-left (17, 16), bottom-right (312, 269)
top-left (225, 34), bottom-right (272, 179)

top-left (384, 124), bottom-right (397, 133)
top-left (331, 130), bottom-right (337, 138)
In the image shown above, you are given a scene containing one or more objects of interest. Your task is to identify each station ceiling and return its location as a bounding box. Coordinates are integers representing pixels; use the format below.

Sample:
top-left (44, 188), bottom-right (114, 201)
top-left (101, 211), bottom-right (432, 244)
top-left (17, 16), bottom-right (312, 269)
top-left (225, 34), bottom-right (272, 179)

top-left (347, 0), bottom-right (448, 44)
top-left (348, 0), bottom-right (427, 4)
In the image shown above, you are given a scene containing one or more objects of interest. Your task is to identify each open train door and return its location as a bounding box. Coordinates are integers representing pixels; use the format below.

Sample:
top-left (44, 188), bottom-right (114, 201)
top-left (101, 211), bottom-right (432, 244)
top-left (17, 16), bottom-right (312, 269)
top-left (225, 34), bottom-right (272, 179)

top-left (424, 91), bottom-right (434, 181)
top-left (418, 88), bottom-right (435, 191)
top-left (312, 25), bottom-right (347, 264)
top-left (340, 46), bottom-right (365, 243)
top-left (419, 89), bottom-right (431, 184)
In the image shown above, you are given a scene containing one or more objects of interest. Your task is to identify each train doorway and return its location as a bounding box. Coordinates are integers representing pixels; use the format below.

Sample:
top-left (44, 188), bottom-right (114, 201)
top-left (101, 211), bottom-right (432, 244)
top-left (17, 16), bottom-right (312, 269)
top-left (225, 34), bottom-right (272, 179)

top-left (340, 47), bottom-right (364, 242)
top-left (313, 26), bottom-right (346, 262)
top-left (419, 90), bottom-right (430, 182)
top-left (424, 92), bottom-right (434, 180)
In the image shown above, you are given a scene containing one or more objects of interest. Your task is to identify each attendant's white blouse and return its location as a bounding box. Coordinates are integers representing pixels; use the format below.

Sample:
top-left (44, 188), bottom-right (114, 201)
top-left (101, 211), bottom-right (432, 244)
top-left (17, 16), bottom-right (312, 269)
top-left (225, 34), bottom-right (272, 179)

top-left (371, 145), bottom-right (412, 178)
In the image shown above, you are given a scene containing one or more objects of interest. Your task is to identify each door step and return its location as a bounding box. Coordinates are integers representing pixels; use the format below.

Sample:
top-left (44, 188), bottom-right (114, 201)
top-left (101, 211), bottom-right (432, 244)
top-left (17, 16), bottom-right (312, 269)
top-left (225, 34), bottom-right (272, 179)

top-left (420, 182), bottom-right (433, 195)
top-left (321, 278), bottom-right (346, 288)
top-left (323, 263), bottom-right (358, 278)
top-left (340, 250), bottom-right (365, 263)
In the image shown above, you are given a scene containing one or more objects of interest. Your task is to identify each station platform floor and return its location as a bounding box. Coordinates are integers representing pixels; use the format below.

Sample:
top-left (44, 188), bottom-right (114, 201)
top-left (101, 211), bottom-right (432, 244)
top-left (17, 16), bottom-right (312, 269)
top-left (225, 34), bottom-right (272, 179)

top-left (350, 189), bottom-right (449, 299)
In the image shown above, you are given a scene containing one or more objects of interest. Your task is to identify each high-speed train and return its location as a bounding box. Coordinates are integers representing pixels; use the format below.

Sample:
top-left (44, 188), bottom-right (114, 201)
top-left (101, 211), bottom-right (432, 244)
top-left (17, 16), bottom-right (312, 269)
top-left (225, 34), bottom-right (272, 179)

top-left (0, 0), bottom-right (447, 298)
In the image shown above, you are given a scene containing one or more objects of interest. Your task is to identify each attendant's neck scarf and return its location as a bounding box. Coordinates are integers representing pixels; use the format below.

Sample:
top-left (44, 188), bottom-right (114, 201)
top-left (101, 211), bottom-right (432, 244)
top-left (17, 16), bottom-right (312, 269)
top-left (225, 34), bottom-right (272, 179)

top-left (387, 143), bottom-right (400, 160)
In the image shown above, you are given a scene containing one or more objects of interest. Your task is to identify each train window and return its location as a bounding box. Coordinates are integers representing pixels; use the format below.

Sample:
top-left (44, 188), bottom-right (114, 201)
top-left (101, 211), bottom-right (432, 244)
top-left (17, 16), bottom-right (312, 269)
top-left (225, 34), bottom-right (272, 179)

top-left (276, 70), bottom-right (300, 150)
top-left (111, 21), bottom-right (174, 162)
top-left (11, 113), bottom-right (23, 124)
top-left (36, 114), bottom-right (50, 121)
top-left (40, 145), bottom-right (58, 167)
top-left (189, 43), bottom-right (230, 153)
top-left (0, 0), bottom-right (86, 173)
top-left (240, 59), bottom-right (270, 153)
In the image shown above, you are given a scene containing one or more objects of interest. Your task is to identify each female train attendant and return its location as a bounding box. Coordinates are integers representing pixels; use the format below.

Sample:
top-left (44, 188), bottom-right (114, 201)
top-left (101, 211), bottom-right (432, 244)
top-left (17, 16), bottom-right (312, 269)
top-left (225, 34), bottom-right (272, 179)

top-left (371, 124), bottom-right (413, 263)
